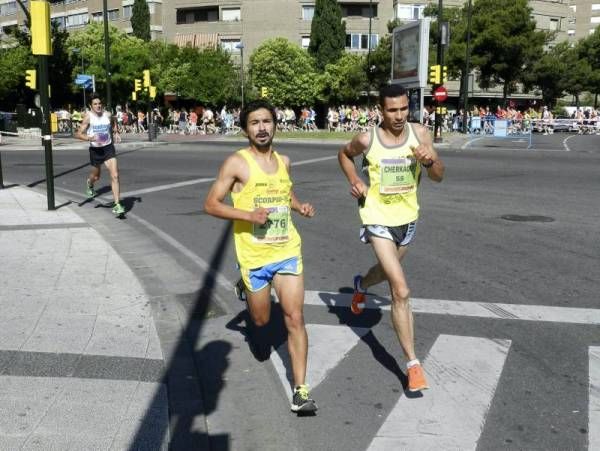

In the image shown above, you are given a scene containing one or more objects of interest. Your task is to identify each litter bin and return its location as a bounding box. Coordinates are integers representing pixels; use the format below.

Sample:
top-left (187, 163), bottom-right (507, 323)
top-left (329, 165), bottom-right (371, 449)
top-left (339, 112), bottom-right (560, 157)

top-left (148, 123), bottom-right (158, 141)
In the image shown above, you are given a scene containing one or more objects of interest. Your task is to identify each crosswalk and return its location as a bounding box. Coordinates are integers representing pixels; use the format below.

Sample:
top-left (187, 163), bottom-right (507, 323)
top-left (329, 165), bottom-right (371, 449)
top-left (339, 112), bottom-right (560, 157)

top-left (270, 290), bottom-right (599, 450)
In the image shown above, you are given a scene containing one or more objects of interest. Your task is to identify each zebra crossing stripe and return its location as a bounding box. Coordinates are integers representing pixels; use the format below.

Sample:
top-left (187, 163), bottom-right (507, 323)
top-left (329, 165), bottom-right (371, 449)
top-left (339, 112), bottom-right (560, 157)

top-left (590, 347), bottom-right (600, 451)
top-left (271, 324), bottom-right (370, 398)
top-left (368, 335), bottom-right (511, 450)
top-left (303, 291), bottom-right (600, 325)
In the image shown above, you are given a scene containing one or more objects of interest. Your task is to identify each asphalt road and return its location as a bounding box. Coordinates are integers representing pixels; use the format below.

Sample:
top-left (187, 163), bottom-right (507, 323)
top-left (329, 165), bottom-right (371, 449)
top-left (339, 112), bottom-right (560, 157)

top-left (2, 131), bottom-right (599, 450)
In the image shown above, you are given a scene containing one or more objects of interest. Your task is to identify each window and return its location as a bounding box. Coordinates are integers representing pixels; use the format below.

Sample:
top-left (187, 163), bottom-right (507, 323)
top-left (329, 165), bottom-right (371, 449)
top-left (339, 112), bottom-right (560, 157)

top-left (66, 12), bottom-right (88, 28)
top-left (176, 7), bottom-right (218, 24)
top-left (91, 12), bottom-right (103, 22)
top-left (549, 18), bottom-right (559, 31)
top-left (108, 9), bottom-right (119, 21)
top-left (221, 39), bottom-right (241, 52)
top-left (0, 1), bottom-right (17, 16)
top-left (591, 17), bottom-right (600, 24)
top-left (52, 16), bottom-right (66, 29)
top-left (396, 4), bottom-right (424, 21)
top-left (346, 33), bottom-right (378, 50)
top-left (148, 2), bottom-right (156, 14)
top-left (123, 5), bottom-right (132, 19)
top-left (567, 29), bottom-right (575, 36)
top-left (301, 37), bottom-right (310, 49)
top-left (341, 3), bottom-right (376, 18)
top-left (222, 7), bottom-right (240, 21)
top-left (592, 4), bottom-right (600, 11)
top-left (302, 5), bottom-right (314, 20)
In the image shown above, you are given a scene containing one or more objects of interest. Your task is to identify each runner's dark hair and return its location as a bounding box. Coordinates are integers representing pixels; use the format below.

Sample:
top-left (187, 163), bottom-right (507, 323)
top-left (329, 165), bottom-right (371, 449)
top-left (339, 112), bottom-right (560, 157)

top-left (89, 92), bottom-right (102, 104)
top-left (240, 100), bottom-right (277, 131)
top-left (379, 84), bottom-right (408, 106)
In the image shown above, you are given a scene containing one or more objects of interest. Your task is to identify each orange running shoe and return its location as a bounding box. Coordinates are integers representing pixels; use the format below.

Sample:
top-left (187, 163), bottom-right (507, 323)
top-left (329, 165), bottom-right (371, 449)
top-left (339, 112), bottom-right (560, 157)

top-left (351, 275), bottom-right (366, 315)
top-left (407, 364), bottom-right (429, 392)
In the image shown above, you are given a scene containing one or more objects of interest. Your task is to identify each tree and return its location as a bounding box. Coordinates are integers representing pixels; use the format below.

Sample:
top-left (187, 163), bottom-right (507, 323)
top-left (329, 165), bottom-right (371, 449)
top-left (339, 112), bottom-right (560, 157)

top-left (526, 42), bottom-right (569, 107)
top-left (368, 19), bottom-right (402, 89)
top-left (250, 38), bottom-right (319, 107)
top-left (155, 44), bottom-right (237, 106)
top-left (0, 43), bottom-right (35, 108)
top-left (320, 53), bottom-right (367, 104)
top-left (67, 23), bottom-right (152, 106)
top-left (578, 28), bottom-right (600, 107)
top-left (308, 0), bottom-right (346, 71)
top-left (468, 0), bottom-right (549, 102)
top-left (131, 0), bottom-right (151, 42)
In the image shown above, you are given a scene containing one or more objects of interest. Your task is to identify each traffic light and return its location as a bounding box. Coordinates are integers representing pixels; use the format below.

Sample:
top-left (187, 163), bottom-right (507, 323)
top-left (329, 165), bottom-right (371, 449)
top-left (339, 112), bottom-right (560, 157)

top-left (261, 86), bottom-right (268, 98)
top-left (149, 86), bottom-right (156, 99)
top-left (25, 69), bottom-right (37, 90)
top-left (442, 65), bottom-right (448, 83)
top-left (429, 65), bottom-right (441, 85)
top-left (134, 79), bottom-right (142, 92)
top-left (143, 70), bottom-right (151, 88)
top-left (132, 91), bottom-right (137, 101)
top-left (436, 106), bottom-right (447, 115)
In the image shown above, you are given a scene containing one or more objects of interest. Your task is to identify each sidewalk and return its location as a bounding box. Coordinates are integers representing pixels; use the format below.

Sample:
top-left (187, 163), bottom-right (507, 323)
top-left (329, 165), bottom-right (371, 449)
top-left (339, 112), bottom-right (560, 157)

top-left (0, 186), bottom-right (168, 449)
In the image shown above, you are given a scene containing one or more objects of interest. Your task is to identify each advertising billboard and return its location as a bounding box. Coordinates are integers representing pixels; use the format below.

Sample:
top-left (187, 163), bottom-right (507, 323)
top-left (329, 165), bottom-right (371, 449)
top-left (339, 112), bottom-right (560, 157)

top-left (391, 19), bottom-right (430, 89)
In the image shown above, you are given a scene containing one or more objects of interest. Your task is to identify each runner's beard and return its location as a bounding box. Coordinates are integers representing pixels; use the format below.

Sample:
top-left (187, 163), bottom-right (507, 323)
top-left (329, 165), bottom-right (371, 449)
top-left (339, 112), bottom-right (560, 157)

top-left (249, 133), bottom-right (274, 151)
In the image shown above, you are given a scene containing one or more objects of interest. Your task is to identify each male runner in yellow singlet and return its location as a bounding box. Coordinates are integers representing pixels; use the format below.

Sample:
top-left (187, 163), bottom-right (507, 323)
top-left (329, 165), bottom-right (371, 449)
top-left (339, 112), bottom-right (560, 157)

top-left (338, 84), bottom-right (445, 392)
top-left (204, 100), bottom-right (317, 413)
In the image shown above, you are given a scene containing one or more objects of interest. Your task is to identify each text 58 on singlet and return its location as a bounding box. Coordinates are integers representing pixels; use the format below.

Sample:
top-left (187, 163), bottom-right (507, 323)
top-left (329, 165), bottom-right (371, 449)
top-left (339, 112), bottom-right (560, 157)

top-left (231, 149), bottom-right (301, 269)
top-left (87, 112), bottom-right (112, 148)
top-left (360, 123), bottom-right (422, 227)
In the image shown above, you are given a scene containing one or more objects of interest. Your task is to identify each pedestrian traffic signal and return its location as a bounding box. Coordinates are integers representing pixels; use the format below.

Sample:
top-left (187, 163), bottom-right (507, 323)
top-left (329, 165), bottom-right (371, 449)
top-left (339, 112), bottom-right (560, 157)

top-left (132, 91), bottom-right (137, 101)
top-left (429, 65), bottom-right (441, 85)
top-left (436, 106), bottom-right (447, 114)
top-left (143, 70), bottom-right (151, 88)
top-left (442, 65), bottom-right (448, 83)
top-left (261, 86), bottom-right (268, 98)
top-left (134, 79), bottom-right (142, 92)
top-left (25, 69), bottom-right (37, 90)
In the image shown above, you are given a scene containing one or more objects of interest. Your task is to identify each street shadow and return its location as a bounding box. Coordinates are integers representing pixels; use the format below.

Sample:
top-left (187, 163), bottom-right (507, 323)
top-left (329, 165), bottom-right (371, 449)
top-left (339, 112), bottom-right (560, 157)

top-left (320, 290), bottom-right (411, 393)
top-left (128, 222), bottom-right (233, 451)
top-left (225, 301), bottom-right (288, 363)
top-left (27, 161), bottom-right (90, 188)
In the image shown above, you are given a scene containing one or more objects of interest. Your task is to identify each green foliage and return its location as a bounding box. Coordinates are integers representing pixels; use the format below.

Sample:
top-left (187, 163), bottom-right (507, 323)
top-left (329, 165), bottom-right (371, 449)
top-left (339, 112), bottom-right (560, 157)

top-left (469, 0), bottom-right (548, 99)
top-left (320, 53), bottom-right (367, 104)
top-left (131, 0), bottom-right (151, 42)
top-left (157, 45), bottom-right (238, 105)
top-left (67, 23), bottom-right (152, 104)
top-left (308, 0), bottom-right (346, 71)
top-left (0, 42), bottom-right (35, 104)
top-left (249, 38), bottom-right (319, 107)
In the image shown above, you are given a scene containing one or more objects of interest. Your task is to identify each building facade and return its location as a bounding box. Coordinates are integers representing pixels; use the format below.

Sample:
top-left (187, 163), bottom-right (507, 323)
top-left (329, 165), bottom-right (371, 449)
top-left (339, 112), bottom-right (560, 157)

top-left (568, 0), bottom-right (600, 40)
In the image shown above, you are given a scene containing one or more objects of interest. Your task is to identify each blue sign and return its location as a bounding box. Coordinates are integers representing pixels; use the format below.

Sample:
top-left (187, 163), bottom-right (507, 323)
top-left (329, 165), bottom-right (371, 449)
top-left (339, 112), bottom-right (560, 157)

top-left (494, 119), bottom-right (508, 137)
top-left (75, 74), bottom-right (93, 89)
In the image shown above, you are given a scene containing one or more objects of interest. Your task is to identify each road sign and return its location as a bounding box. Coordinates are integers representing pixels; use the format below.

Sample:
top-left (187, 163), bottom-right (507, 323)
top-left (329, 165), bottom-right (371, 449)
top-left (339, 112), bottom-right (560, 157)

top-left (433, 85), bottom-right (448, 102)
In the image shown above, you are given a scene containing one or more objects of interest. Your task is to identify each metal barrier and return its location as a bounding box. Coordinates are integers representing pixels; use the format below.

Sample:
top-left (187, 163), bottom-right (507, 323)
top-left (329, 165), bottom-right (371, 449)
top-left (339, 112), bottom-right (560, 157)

top-left (468, 116), bottom-right (533, 148)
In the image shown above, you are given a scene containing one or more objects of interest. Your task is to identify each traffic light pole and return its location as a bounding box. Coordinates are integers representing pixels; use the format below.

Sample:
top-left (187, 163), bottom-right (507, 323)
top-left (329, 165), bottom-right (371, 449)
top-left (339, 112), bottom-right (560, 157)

top-left (102, 0), bottom-right (112, 111)
top-left (39, 54), bottom-right (55, 210)
top-left (434, 0), bottom-right (444, 143)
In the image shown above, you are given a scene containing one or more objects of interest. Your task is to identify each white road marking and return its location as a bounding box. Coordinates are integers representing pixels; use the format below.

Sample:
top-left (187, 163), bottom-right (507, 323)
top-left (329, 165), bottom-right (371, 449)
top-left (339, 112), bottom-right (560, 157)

top-left (271, 324), bottom-right (369, 397)
top-left (111, 155), bottom-right (337, 198)
top-left (304, 291), bottom-right (600, 325)
top-left (563, 134), bottom-right (577, 152)
top-left (120, 177), bottom-right (215, 197)
top-left (590, 347), bottom-right (600, 451)
top-left (368, 335), bottom-right (511, 451)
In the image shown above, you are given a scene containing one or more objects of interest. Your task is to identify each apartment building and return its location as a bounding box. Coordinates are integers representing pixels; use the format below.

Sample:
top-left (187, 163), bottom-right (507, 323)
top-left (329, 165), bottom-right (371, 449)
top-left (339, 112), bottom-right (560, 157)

top-left (568, 0), bottom-right (600, 40)
top-left (1, 1), bottom-right (593, 62)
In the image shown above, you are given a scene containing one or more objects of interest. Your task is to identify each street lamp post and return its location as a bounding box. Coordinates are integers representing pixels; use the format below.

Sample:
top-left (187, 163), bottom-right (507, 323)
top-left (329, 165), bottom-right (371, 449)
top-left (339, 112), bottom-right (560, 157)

top-left (462, 0), bottom-right (473, 134)
top-left (236, 42), bottom-right (245, 110)
top-left (367, 0), bottom-right (373, 105)
top-left (102, 0), bottom-right (112, 111)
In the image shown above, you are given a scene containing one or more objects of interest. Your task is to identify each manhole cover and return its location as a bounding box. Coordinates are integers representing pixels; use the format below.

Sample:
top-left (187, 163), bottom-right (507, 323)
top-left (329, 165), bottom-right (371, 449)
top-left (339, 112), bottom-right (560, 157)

top-left (501, 214), bottom-right (554, 223)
